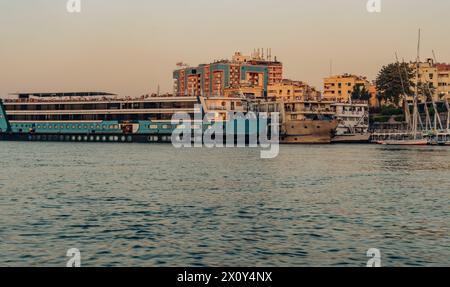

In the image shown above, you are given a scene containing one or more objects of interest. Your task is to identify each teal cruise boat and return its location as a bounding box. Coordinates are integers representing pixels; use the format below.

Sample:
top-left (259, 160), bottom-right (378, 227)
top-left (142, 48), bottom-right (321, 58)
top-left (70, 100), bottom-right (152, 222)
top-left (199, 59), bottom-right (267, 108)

top-left (0, 92), bottom-right (262, 143)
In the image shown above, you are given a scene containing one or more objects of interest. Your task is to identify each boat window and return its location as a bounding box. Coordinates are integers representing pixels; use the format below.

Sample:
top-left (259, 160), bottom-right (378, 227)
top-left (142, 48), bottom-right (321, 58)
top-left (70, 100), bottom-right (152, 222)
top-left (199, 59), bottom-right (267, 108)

top-left (149, 125), bottom-right (158, 129)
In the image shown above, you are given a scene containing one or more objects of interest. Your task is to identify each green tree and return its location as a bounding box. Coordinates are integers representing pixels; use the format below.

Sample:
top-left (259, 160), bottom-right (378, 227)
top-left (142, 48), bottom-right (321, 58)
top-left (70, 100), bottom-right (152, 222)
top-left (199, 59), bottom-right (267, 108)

top-left (351, 84), bottom-right (371, 101)
top-left (375, 62), bottom-right (414, 105)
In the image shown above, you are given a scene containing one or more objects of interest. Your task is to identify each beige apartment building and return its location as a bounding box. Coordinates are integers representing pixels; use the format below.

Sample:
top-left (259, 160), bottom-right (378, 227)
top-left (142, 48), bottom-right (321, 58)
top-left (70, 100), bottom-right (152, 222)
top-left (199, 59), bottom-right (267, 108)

top-left (413, 59), bottom-right (450, 101)
top-left (323, 74), bottom-right (373, 103)
top-left (267, 79), bottom-right (321, 101)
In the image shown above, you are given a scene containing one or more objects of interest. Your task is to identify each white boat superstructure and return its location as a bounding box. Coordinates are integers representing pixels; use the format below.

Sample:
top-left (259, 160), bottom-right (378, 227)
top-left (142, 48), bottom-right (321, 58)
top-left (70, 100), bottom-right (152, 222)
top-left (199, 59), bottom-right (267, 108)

top-left (332, 101), bottom-right (370, 143)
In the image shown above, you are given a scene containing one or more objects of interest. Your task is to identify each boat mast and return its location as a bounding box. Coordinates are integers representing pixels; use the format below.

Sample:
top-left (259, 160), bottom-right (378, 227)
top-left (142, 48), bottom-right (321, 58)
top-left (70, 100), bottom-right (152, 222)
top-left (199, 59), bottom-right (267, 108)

top-left (446, 99), bottom-right (450, 132)
top-left (424, 101), bottom-right (431, 131)
top-left (395, 53), bottom-right (411, 128)
top-left (412, 29), bottom-right (421, 139)
top-left (430, 50), bottom-right (446, 131)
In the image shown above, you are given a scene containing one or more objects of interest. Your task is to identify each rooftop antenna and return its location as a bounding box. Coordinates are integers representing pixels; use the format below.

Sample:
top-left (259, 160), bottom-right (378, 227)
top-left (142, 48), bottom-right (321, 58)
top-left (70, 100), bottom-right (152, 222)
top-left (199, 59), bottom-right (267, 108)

top-left (329, 59), bottom-right (333, 77)
top-left (432, 50), bottom-right (438, 65)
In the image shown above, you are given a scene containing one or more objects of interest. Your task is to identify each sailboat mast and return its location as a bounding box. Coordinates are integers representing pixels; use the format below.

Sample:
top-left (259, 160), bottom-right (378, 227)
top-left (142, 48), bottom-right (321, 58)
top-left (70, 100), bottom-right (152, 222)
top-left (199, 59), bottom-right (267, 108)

top-left (395, 53), bottom-right (411, 128)
top-left (446, 100), bottom-right (450, 131)
top-left (413, 29), bottom-right (421, 139)
top-left (430, 50), bottom-right (446, 131)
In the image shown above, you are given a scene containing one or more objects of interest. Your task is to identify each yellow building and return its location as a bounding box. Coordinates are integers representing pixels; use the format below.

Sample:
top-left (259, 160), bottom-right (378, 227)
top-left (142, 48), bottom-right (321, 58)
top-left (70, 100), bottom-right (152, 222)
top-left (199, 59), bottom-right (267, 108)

top-left (323, 74), bottom-right (372, 103)
top-left (267, 79), bottom-right (320, 102)
top-left (413, 59), bottom-right (450, 101)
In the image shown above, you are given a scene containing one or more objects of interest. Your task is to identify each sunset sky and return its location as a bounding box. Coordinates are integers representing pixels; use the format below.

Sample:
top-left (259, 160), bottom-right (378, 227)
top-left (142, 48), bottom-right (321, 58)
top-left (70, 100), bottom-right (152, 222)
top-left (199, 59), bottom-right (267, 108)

top-left (1, 0), bottom-right (449, 97)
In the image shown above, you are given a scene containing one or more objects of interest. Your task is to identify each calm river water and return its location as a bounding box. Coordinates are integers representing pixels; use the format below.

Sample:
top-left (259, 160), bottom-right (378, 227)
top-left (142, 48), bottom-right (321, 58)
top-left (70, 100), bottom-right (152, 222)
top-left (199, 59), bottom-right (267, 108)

top-left (0, 142), bottom-right (449, 266)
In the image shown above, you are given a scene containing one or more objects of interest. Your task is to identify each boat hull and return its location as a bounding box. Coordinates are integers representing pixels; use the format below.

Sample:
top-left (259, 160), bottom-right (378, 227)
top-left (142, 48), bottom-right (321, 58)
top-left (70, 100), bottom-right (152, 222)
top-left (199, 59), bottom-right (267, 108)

top-left (281, 119), bottom-right (338, 144)
top-left (381, 139), bottom-right (429, 146)
top-left (332, 134), bottom-right (371, 144)
top-left (0, 132), bottom-right (173, 143)
top-left (0, 132), bottom-right (263, 145)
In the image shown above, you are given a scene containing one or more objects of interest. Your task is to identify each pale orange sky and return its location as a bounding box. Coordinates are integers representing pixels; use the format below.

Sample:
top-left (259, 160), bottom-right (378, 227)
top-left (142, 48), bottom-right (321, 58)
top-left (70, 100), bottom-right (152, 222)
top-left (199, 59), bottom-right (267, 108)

top-left (1, 0), bottom-right (449, 97)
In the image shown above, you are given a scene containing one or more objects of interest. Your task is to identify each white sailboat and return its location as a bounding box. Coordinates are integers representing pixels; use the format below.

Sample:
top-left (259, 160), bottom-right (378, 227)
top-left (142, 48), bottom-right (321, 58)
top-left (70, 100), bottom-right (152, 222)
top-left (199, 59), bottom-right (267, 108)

top-left (381, 30), bottom-right (429, 146)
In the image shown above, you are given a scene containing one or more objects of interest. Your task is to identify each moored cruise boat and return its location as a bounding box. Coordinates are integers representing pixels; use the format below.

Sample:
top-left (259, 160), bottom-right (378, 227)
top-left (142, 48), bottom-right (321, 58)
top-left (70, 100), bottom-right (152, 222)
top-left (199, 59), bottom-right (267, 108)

top-left (0, 92), bottom-right (202, 143)
top-left (0, 92), bottom-right (265, 144)
top-left (1, 92), bottom-right (338, 144)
